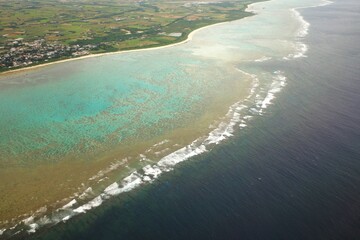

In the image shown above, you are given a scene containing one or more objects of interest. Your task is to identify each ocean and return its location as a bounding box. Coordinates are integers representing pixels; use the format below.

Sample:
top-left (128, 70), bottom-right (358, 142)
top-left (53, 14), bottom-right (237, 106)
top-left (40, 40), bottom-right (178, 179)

top-left (1, 0), bottom-right (360, 239)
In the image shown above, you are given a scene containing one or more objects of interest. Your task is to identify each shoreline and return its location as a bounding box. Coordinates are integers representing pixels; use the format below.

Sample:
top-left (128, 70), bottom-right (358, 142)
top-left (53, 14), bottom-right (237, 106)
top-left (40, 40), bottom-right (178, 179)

top-left (0, 3), bottom-right (264, 238)
top-left (0, 11), bottom-right (258, 235)
top-left (0, 0), bottom-right (338, 238)
top-left (0, 20), bottom-right (236, 77)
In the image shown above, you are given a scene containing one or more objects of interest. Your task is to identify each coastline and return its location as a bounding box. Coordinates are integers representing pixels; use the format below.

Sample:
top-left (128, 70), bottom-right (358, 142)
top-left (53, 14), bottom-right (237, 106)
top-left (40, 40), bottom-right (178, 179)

top-left (0, 2), bottom-right (272, 238)
top-left (0, 0), bottom-right (343, 238)
top-left (18, 0), bottom-right (360, 238)
top-left (0, 20), bottom-right (237, 77)
top-left (0, 9), bottom-right (260, 235)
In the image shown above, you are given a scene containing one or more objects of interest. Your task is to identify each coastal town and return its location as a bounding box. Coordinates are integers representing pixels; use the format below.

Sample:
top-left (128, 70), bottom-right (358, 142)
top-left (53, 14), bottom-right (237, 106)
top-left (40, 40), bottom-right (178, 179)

top-left (0, 38), bottom-right (98, 69)
top-left (0, 0), bottom-right (252, 72)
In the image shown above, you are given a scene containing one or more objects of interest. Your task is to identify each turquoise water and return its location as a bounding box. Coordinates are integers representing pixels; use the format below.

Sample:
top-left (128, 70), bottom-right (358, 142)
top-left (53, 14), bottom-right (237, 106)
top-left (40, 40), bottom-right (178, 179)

top-left (0, 0), bottom-right (319, 166)
top-left (0, 0), bottom-right (335, 237)
top-left (0, 49), bottom-right (235, 164)
top-left (32, 0), bottom-right (360, 239)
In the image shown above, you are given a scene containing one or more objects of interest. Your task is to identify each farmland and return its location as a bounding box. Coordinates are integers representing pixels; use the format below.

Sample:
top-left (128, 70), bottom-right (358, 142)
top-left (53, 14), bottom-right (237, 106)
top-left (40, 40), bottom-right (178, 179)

top-left (0, 0), bottom-right (256, 71)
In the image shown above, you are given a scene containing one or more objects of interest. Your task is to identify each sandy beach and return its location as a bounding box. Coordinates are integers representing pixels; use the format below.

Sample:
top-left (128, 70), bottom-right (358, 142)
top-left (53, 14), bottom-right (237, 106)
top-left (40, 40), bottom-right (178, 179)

top-left (0, 21), bottom-right (234, 77)
top-left (0, 12), bottom-right (257, 235)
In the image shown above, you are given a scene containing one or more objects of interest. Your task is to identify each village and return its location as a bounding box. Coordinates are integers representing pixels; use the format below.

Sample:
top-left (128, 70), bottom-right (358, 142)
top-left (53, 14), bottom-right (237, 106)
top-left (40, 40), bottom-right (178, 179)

top-left (0, 38), bottom-right (98, 69)
top-left (0, 0), bottom-right (251, 72)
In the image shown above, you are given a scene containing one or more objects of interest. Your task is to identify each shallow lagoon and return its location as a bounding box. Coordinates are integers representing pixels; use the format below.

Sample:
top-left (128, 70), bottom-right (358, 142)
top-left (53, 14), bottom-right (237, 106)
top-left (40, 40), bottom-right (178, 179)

top-left (0, 0), bottom-right (331, 237)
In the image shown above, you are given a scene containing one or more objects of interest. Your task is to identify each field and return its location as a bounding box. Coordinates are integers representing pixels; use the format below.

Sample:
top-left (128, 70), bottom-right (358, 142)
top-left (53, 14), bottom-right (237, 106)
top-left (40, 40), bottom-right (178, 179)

top-left (0, 0), bottom-right (256, 71)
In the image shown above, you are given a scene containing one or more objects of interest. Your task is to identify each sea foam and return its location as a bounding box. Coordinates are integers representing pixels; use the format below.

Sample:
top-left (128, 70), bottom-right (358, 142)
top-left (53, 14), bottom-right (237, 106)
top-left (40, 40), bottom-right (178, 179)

top-left (283, 8), bottom-right (310, 60)
top-left (9, 65), bottom-right (288, 240)
top-left (3, 0), bottom-right (332, 238)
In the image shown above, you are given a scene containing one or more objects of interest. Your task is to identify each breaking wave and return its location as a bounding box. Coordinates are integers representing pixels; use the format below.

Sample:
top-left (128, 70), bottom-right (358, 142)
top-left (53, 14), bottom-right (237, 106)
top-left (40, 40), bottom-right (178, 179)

top-left (0, 0), bottom-right (333, 238)
top-left (283, 0), bottom-right (333, 61)
top-left (4, 67), bottom-right (288, 238)
top-left (283, 8), bottom-right (310, 60)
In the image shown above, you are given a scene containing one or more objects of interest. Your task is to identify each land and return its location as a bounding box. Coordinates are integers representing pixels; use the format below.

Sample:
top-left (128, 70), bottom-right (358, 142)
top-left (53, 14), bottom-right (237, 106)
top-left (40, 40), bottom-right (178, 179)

top-left (0, 0), bottom-right (261, 235)
top-left (0, 0), bottom-right (257, 72)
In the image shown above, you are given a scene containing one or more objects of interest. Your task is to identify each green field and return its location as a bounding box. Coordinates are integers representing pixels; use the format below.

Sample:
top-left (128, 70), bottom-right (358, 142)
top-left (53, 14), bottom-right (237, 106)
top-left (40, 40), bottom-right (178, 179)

top-left (0, 0), bottom-right (257, 71)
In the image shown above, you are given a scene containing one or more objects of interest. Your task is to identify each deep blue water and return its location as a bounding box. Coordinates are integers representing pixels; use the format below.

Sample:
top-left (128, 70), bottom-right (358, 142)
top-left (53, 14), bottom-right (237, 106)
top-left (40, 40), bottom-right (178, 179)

top-left (21, 0), bottom-right (360, 239)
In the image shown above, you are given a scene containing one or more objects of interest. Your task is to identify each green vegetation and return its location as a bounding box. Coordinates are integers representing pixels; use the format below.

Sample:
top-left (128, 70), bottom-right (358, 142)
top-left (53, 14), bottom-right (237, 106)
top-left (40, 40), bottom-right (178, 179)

top-left (0, 0), bottom-right (258, 71)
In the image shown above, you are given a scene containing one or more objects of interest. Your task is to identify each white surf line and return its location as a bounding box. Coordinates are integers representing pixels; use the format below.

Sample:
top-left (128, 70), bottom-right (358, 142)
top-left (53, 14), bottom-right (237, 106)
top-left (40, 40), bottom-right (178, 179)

top-left (59, 70), bottom-right (261, 216)
top-left (283, 8), bottom-right (310, 60)
top-left (283, 0), bottom-right (334, 60)
top-left (3, 0), bottom-right (335, 237)
top-left (7, 67), bottom-right (258, 236)
top-left (259, 71), bottom-right (287, 114)
top-left (20, 61), bottom-right (287, 238)
top-left (59, 68), bottom-right (289, 223)
top-left (7, 70), bottom-right (287, 237)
